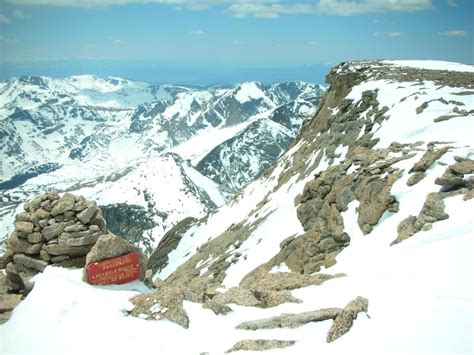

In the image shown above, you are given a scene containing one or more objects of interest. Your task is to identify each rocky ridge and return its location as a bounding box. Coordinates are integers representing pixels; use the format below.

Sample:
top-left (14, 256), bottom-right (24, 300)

top-left (132, 61), bottom-right (473, 350)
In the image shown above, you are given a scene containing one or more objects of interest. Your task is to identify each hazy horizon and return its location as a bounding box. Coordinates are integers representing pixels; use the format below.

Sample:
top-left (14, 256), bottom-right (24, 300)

top-left (1, 0), bottom-right (473, 84)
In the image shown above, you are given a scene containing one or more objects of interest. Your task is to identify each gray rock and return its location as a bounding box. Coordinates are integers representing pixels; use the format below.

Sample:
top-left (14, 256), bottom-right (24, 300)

top-left (63, 211), bottom-right (76, 222)
top-left (391, 215), bottom-right (417, 246)
top-left (15, 212), bottom-right (31, 222)
top-left (89, 208), bottom-right (107, 233)
top-left (34, 209), bottom-right (50, 220)
top-left (85, 234), bottom-right (146, 281)
top-left (46, 192), bottom-right (60, 201)
top-left (327, 296), bottom-right (369, 343)
top-left (64, 223), bottom-right (87, 233)
top-left (50, 193), bottom-right (76, 216)
top-left (15, 221), bottom-right (34, 234)
top-left (147, 217), bottom-right (196, 274)
top-left (5, 262), bottom-right (25, 293)
top-left (13, 254), bottom-right (48, 272)
top-left (26, 197), bottom-right (43, 212)
top-left (406, 172), bottom-right (426, 186)
top-left (418, 192), bottom-right (449, 225)
top-left (203, 300), bottom-right (233, 315)
top-left (42, 244), bottom-right (92, 256)
top-left (409, 146), bottom-right (449, 173)
top-left (51, 255), bottom-right (70, 263)
top-left (8, 234), bottom-right (42, 255)
top-left (27, 232), bottom-right (44, 244)
top-left (225, 340), bottom-right (295, 353)
top-left (59, 231), bottom-right (100, 247)
top-left (130, 286), bottom-right (189, 328)
top-left (40, 200), bottom-right (52, 212)
top-left (73, 200), bottom-right (88, 212)
top-left (41, 222), bottom-right (65, 241)
top-left (54, 256), bottom-right (86, 268)
top-left (450, 159), bottom-right (474, 175)
top-left (38, 219), bottom-right (49, 228)
top-left (236, 308), bottom-right (341, 330)
top-left (0, 249), bottom-right (14, 269)
top-left (89, 225), bottom-right (100, 232)
top-left (39, 250), bottom-right (51, 262)
top-left (435, 175), bottom-right (465, 188)
top-left (76, 201), bottom-right (97, 224)
top-left (212, 287), bottom-right (260, 307)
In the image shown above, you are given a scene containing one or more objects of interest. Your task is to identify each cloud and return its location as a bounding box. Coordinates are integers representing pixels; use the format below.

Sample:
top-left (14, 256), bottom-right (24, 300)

top-left (316, 0), bottom-right (434, 16)
top-left (373, 31), bottom-right (404, 37)
top-left (4, 0), bottom-right (273, 8)
top-left (189, 29), bottom-right (205, 36)
top-left (374, 18), bottom-right (397, 24)
top-left (446, 0), bottom-right (458, 7)
top-left (227, 3), bottom-right (314, 19)
top-left (0, 36), bottom-right (19, 43)
top-left (308, 41), bottom-right (319, 46)
top-left (0, 13), bottom-right (12, 24)
top-left (0, 10), bottom-right (31, 23)
top-left (12, 10), bottom-right (31, 19)
top-left (438, 30), bottom-right (469, 37)
top-left (106, 36), bottom-right (126, 45)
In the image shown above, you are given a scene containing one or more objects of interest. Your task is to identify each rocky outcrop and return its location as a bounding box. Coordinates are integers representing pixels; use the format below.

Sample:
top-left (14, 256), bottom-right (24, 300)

top-left (147, 217), bottom-right (197, 274)
top-left (225, 339), bottom-right (295, 353)
top-left (0, 274), bottom-right (22, 324)
top-left (1, 192), bottom-right (108, 294)
top-left (236, 308), bottom-right (341, 330)
top-left (392, 157), bottom-right (473, 245)
top-left (435, 156), bottom-right (474, 191)
top-left (327, 296), bottom-right (369, 343)
top-left (273, 147), bottom-right (406, 274)
top-left (409, 145), bottom-right (449, 174)
top-left (235, 296), bottom-right (368, 343)
top-left (129, 284), bottom-right (190, 328)
top-left (210, 287), bottom-right (301, 309)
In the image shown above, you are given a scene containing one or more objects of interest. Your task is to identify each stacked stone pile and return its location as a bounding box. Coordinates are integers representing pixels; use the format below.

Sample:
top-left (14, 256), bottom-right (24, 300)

top-left (2, 192), bottom-right (107, 292)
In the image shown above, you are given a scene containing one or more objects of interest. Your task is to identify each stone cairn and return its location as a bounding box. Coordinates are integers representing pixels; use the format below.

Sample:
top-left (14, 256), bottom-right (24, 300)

top-left (2, 192), bottom-right (107, 293)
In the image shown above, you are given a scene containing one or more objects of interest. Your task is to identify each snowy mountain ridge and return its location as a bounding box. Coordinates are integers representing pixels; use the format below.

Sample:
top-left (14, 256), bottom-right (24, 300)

top-left (0, 76), bottom-right (325, 254)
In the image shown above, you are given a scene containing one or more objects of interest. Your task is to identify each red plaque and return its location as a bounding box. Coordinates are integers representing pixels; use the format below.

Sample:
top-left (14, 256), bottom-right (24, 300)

top-left (87, 252), bottom-right (140, 285)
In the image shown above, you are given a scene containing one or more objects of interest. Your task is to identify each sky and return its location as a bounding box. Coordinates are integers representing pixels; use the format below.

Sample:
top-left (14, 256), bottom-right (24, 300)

top-left (0, 0), bottom-right (473, 84)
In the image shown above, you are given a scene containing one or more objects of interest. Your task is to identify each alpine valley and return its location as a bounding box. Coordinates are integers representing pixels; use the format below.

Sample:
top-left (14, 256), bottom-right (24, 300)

top-left (0, 76), bottom-right (325, 253)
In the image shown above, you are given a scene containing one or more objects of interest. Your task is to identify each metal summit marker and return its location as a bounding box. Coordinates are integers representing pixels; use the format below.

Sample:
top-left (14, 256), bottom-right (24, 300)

top-left (86, 252), bottom-right (140, 285)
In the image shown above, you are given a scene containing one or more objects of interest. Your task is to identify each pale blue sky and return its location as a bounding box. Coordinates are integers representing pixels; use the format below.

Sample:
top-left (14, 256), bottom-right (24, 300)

top-left (0, 0), bottom-right (472, 84)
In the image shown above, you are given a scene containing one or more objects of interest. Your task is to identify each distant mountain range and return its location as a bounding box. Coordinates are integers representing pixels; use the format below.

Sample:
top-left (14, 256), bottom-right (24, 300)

top-left (0, 75), bottom-right (325, 253)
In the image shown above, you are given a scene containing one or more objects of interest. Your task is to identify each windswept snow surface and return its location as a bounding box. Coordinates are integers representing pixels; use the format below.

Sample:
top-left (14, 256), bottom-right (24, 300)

top-left (384, 60), bottom-right (474, 73)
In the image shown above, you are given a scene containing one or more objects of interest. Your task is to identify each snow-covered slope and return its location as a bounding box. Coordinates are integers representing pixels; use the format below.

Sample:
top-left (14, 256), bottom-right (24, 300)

top-left (4, 61), bottom-right (471, 354)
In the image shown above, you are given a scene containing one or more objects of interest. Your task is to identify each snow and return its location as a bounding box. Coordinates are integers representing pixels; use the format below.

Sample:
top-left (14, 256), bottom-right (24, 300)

top-left (346, 79), bottom-right (474, 148)
top-left (384, 60), bottom-right (474, 73)
top-left (171, 118), bottom-right (257, 165)
top-left (235, 82), bottom-right (267, 103)
top-left (181, 161), bottom-right (225, 207)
